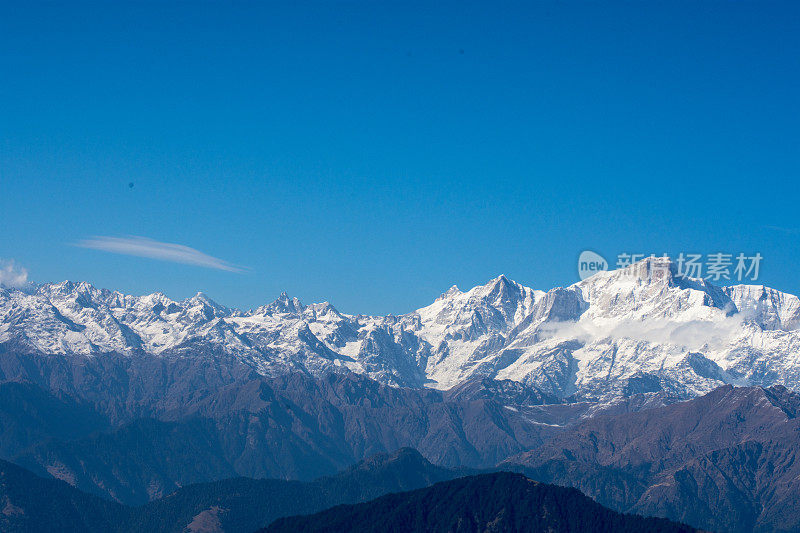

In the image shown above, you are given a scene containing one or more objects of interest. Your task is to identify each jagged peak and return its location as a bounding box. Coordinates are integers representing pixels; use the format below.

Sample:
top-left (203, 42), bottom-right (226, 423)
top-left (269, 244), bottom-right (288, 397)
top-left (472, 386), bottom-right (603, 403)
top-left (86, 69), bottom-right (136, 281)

top-left (306, 301), bottom-right (340, 317)
top-left (475, 274), bottom-right (528, 303)
top-left (575, 256), bottom-right (727, 296)
top-left (184, 291), bottom-right (224, 309)
top-left (262, 291), bottom-right (305, 315)
top-left (612, 256), bottom-right (677, 284)
top-left (38, 280), bottom-right (102, 299)
top-left (179, 292), bottom-right (229, 322)
top-left (471, 274), bottom-right (520, 295)
top-left (724, 284), bottom-right (800, 330)
top-left (726, 283), bottom-right (796, 301)
top-left (435, 285), bottom-right (462, 301)
top-left (0, 279), bottom-right (38, 294)
top-left (491, 274), bottom-right (513, 286)
top-left (42, 280), bottom-right (76, 292)
top-left (569, 255), bottom-right (744, 319)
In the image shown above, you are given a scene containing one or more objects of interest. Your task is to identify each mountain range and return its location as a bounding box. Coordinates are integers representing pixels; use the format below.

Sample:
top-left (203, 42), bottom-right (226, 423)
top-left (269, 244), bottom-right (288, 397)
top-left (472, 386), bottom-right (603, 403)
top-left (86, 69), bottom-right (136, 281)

top-left (0, 449), bottom-right (697, 533)
top-left (2, 257), bottom-right (799, 401)
top-left (3, 257), bottom-right (800, 531)
top-left (263, 472), bottom-right (697, 533)
top-left (4, 381), bottom-right (799, 531)
top-left (506, 384), bottom-right (800, 532)
top-left (0, 448), bottom-right (461, 533)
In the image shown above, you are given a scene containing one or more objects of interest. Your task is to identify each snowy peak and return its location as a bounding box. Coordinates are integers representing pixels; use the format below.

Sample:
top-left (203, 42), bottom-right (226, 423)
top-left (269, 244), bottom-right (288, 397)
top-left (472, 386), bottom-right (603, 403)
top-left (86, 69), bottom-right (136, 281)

top-left (480, 275), bottom-right (533, 321)
top-left (724, 284), bottom-right (800, 331)
top-left (415, 275), bottom-right (540, 338)
top-left (615, 255), bottom-right (676, 283)
top-left (183, 292), bottom-right (229, 321)
top-left (304, 301), bottom-right (341, 320)
top-left (484, 258), bottom-right (800, 400)
top-left (436, 285), bottom-right (461, 302)
top-left (261, 292), bottom-right (305, 316)
top-left (572, 256), bottom-right (736, 322)
top-left (2, 258), bottom-right (800, 402)
top-left (411, 276), bottom-right (544, 388)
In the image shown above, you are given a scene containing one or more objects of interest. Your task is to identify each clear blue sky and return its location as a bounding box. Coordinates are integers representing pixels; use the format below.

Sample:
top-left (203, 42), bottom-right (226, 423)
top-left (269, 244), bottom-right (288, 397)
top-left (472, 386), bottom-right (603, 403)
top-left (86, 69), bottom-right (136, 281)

top-left (2, 1), bottom-right (799, 314)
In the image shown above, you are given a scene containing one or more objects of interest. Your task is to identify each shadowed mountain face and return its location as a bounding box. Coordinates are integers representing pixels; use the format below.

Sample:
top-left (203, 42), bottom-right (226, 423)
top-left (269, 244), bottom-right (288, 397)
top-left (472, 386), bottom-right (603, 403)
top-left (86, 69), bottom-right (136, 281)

top-left (0, 458), bottom-right (124, 533)
top-left (262, 472), bottom-right (698, 533)
top-left (0, 349), bottom-right (572, 504)
top-left (0, 453), bottom-right (697, 533)
top-left (505, 384), bottom-right (800, 532)
top-left (134, 448), bottom-right (462, 533)
top-left (4, 358), bottom-right (800, 531)
top-left (7, 343), bottom-right (800, 531)
top-left (0, 449), bottom-right (464, 533)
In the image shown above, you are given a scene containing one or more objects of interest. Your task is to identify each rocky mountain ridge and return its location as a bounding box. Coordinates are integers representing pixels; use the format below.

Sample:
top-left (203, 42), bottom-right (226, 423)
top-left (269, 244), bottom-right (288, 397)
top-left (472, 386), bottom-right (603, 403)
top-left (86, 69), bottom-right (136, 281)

top-left (2, 257), bottom-right (799, 400)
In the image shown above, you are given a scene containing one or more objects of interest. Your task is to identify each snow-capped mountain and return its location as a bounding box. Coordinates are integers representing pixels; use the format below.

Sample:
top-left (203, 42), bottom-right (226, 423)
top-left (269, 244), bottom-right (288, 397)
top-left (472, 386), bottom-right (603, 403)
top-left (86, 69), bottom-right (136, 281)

top-left (2, 257), bottom-right (799, 400)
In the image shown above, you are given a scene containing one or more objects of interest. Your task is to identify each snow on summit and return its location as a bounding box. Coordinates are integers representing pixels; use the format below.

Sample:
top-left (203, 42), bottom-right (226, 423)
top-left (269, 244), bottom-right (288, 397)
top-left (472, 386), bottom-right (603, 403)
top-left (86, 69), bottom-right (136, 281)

top-left (2, 257), bottom-right (800, 401)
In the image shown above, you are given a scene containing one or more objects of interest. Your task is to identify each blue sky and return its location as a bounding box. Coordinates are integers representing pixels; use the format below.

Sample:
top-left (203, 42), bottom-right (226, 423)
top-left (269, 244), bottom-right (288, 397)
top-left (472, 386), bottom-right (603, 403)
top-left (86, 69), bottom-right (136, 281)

top-left (2, 1), bottom-right (799, 314)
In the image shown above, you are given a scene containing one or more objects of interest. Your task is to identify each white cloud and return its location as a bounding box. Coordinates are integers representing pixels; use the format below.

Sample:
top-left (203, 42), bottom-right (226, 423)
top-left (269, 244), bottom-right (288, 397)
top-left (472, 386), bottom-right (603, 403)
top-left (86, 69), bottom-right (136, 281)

top-left (764, 225), bottom-right (800, 235)
top-left (539, 314), bottom-right (749, 353)
top-left (0, 259), bottom-right (29, 288)
top-left (74, 236), bottom-right (246, 273)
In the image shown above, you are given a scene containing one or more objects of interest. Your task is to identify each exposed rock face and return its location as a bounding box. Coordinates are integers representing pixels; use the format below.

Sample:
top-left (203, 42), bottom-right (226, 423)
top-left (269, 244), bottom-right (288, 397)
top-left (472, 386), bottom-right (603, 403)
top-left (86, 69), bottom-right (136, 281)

top-left (0, 459), bottom-right (123, 533)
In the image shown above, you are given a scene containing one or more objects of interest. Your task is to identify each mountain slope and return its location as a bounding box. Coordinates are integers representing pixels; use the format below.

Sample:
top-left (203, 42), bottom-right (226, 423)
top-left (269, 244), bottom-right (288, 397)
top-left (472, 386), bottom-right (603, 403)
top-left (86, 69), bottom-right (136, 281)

top-left (0, 351), bottom-right (565, 504)
top-left (0, 458), bottom-right (124, 533)
top-left (262, 472), bottom-right (697, 533)
top-left (0, 449), bottom-right (464, 533)
top-left (131, 448), bottom-right (461, 533)
top-left (505, 384), bottom-right (800, 532)
top-left (4, 364), bottom-right (800, 531)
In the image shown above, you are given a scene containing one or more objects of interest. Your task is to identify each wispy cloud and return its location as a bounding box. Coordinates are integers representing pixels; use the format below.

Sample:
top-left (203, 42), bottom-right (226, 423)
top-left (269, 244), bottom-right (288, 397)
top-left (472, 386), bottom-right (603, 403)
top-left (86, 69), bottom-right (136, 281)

top-left (764, 225), bottom-right (800, 235)
top-left (0, 259), bottom-right (29, 288)
top-left (74, 236), bottom-right (246, 273)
